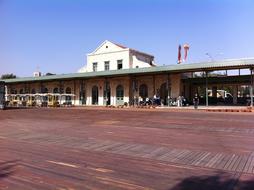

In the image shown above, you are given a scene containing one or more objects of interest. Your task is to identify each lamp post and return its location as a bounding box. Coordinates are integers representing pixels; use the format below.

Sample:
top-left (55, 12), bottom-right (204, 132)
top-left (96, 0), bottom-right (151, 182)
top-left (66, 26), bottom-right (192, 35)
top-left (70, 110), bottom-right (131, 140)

top-left (205, 71), bottom-right (209, 107)
top-left (205, 53), bottom-right (214, 62)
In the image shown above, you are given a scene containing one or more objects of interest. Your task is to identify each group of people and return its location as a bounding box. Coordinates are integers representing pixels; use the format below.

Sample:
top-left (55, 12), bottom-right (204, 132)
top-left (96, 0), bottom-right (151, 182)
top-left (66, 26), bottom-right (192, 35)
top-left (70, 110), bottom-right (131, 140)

top-left (133, 93), bottom-right (200, 109)
top-left (176, 96), bottom-right (188, 107)
top-left (174, 94), bottom-right (200, 109)
top-left (134, 95), bottom-right (161, 106)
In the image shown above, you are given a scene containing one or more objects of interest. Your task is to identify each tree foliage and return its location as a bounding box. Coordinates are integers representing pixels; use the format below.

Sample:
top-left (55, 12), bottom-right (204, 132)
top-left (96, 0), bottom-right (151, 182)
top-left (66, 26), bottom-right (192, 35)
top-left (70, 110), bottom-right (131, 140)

top-left (1, 73), bottom-right (17, 79)
top-left (45, 73), bottom-right (55, 76)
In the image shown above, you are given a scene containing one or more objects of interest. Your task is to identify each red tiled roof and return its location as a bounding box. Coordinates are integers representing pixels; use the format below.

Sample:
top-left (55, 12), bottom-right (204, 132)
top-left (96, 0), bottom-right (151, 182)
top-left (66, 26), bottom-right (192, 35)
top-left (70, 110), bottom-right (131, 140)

top-left (114, 43), bottom-right (128, 49)
top-left (112, 42), bottom-right (154, 58)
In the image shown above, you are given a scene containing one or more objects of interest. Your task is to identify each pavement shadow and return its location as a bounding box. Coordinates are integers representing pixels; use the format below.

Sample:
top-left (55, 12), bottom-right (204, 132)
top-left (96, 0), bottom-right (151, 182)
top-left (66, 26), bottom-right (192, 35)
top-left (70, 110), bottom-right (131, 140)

top-left (170, 173), bottom-right (254, 190)
top-left (0, 160), bottom-right (19, 180)
top-left (4, 107), bottom-right (30, 110)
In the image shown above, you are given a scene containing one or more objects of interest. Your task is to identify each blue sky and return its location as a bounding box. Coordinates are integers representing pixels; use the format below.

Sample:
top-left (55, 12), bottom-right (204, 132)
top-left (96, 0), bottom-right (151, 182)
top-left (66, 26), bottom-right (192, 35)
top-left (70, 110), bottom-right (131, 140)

top-left (0, 0), bottom-right (254, 77)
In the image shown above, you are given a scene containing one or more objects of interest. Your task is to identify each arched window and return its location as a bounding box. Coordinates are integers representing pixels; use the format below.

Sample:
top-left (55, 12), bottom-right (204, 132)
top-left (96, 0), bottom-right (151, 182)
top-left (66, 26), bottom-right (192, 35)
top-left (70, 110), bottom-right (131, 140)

top-left (92, 85), bottom-right (99, 105)
top-left (65, 87), bottom-right (71, 94)
top-left (31, 89), bottom-right (36, 94)
top-left (139, 84), bottom-right (148, 99)
top-left (44, 88), bottom-right (48, 93)
top-left (11, 89), bottom-right (17, 94)
top-left (65, 87), bottom-right (72, 103)
top-left (25, 88), bottom-right (29, 94)
top-left (116, 85), bottom-right (124, 98)
top-left (53, 87), bottom-right (59, 93)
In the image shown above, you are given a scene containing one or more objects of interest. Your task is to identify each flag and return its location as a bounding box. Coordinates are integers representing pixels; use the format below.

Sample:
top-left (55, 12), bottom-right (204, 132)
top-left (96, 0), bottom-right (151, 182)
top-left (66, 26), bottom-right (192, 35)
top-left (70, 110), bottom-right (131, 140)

top-left (178, 45), bottom-right (182, 64)
top-left (183, 44), bottom-right (190, 61)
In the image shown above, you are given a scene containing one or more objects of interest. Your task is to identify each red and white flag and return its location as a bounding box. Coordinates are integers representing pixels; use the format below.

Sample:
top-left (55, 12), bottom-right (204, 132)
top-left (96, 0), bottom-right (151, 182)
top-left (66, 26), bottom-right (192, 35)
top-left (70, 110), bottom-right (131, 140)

top-left (183, 44), bottom-right (190, 62)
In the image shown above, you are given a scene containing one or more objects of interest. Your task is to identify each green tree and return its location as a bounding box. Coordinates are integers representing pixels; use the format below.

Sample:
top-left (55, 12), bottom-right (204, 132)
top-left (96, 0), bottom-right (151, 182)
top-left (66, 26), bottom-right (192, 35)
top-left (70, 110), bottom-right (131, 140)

top-left (45, 73), bottom-right (55, 76)
top-left (1, 73), bottom-right (16, 79)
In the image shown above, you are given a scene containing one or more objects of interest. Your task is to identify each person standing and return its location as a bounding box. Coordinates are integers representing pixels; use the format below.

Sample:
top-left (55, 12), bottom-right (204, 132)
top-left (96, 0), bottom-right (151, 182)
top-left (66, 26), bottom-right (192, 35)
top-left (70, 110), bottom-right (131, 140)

top-left (193, 94), bottom-right (199, 109)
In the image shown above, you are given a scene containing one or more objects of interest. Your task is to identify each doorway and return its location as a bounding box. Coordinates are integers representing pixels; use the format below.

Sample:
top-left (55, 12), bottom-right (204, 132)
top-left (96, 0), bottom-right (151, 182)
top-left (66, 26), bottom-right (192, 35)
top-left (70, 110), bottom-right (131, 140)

top-left (116, 85), bottom-right (124, 105)
top-left (104, 88), bottom-right (111, 105)
top-left (92, 86), bottom-right (99, 105)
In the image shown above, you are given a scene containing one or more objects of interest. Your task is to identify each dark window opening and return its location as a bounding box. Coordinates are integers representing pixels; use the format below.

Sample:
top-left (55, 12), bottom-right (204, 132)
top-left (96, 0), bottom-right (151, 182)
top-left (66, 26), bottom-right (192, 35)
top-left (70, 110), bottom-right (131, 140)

top-left (104, 61), bottom-right (110, 71)
top-left (93, 62), bottom-right (98, 72)
top-left (117, 60), bottom-right (123, 70)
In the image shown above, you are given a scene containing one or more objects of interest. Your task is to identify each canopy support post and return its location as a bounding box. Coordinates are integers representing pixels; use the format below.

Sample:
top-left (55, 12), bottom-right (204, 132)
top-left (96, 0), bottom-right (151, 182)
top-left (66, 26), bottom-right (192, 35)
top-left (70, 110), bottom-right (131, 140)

top-left (250, 68), bottom-right (253, 107)
top-left (205, 71), bottom-right (209, 107)
top-left (167, 73), bottom-right (170, 107)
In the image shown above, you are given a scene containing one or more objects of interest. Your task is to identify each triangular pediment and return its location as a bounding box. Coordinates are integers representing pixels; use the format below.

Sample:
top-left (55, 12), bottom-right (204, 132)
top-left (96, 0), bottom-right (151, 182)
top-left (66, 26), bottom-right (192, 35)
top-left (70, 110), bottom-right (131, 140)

top-left (89, 40), bottom-right (127, 55)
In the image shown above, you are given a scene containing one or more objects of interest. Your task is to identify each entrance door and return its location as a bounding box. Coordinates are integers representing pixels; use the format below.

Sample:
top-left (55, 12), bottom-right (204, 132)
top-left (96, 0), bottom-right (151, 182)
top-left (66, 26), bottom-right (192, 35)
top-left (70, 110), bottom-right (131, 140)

top-left (104, 88), bottom-right (111, 105)
top-left (116, 85), bottom-right (124, 105)
top-left (104, 81), bottom-right (111, 106)
top-left (92, 86), bottom-right (98, 105)
top-left (79, 82), bottom-right (86, 105)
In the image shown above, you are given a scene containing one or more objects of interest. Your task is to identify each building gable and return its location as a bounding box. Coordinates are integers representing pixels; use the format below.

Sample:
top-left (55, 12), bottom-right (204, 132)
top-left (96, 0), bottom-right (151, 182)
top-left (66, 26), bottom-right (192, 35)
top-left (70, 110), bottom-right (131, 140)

top-left (89, 40), bottom-right (127, 55)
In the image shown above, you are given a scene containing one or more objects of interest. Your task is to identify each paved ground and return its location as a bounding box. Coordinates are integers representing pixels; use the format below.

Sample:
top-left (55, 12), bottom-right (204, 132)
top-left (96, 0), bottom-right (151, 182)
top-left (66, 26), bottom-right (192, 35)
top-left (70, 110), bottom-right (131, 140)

top-left (0, 108), bottom-right (254, 190)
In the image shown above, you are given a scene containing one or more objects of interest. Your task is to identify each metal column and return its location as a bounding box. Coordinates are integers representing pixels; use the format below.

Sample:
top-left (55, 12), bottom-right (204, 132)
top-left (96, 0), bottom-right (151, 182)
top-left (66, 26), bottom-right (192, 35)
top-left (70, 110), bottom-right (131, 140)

top-left (74, 80), bottom-right (76, 105)
top-left (153, 75), bottom-right (155, 96)
top-left (167, 73), bottom-right (170, 107)
top-left (104, 78), bottom-right (109, 106)
top-left (205, 71), bottom-right (209, 107)
top-left (250, 68), bottom-right (253, 107)
top-left (79, 80), bottom-right (83, 105)
top-left (131, 77), bottom-right (136, 106)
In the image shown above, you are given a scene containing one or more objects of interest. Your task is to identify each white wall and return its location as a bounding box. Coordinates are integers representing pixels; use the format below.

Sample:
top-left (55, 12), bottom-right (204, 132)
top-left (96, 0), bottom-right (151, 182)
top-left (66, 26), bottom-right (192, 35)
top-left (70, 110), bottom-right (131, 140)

top-left (87, 50), bottom-right (130, 72)
top-left (170, 74), bottom-right (181, 98)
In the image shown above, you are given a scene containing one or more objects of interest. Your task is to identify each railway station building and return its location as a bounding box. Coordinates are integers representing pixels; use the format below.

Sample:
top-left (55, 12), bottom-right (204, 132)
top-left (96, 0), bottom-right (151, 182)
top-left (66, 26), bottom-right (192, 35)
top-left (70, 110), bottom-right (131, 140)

top-left (3, 41), bottom-right (254, 107)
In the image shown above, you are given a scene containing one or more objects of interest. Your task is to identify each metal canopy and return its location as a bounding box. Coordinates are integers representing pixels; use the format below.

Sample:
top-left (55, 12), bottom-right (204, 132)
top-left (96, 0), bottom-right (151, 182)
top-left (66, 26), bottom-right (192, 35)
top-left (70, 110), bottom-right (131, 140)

top-left (4, 58), bottom-right (254, 84)
top-left (182, 75), bottom-right (252, 85)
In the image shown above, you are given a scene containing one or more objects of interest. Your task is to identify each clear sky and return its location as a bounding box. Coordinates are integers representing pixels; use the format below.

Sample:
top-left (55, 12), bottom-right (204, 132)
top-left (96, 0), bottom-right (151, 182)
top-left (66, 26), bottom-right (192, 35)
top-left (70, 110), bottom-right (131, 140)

top-left (0, 0), bottom-right (254, 77)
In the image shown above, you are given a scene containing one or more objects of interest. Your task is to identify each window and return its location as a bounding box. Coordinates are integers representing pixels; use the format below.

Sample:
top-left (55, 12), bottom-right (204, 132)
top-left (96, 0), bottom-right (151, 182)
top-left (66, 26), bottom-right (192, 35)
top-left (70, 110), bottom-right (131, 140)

top-left (93, 62), bottom-right (98, 72)
top-left (65, 87), bottom-right (71, 94)
top-left (42, 88), bottom-right (48, 93)
top-left (117, 60), bottom-right (123, 70)
top-left (53, 88), bottom-right (59, 93)
top-left (11, 88), bottom-right (16, 94)
top-left (104, 61), bottom-right (110, 71)
top-left (65, 87), bottom-right (72, 102)
top-left (116, 85), bottom-right (124, 98)
top-left (44, 88), bottom-right (48, 93)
